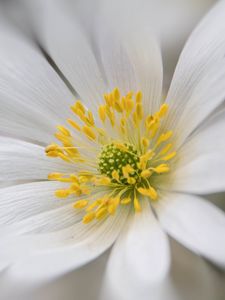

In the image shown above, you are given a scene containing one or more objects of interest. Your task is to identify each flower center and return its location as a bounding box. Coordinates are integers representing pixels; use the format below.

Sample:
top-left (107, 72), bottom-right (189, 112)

top-left (99, 143), bottom-right (139, 185)
top-left (45, 88), bottom-right (176, 224)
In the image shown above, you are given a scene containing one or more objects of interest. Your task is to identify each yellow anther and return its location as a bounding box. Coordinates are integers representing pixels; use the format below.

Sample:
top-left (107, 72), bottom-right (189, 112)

top-left (67, 119), bottom-right (81, 131)
top-left (114, 100), bottom-right (123, 113)
top-left (46, 151), bottom-right (60, 158)
top-left (136, 103), bottom-right (143, 120)
top-left (107, 109), bottom-right (115, 127)
top-left (114, 143), bottom-right (128, 152)
top-left (70, 183), bottom-right (81, 191)
top-left (96, 207), bottom-right (108, 220)
top-left (158, 103), bottom-right (168, 118)
top-left (98, 105), bottom-right (106, 122)
top-left (159, 143), bottom-right (172, 155)
top-left (55, 189), bottom-right (70, 198)
top-left (124, 97), bottom-right (134, 114)
top-left (75, 100), bottom-right (86, 114)
top-left (141, 137), bottom-right (149, 148)
top-left (86, 200), bottom-right (100, 212)
top-left (65, 147), bottom-right (79, 157)
top-left (108, 197), bottom-right (120, 215)
top-left (80, 186), bottom-right (91, 195)
top-left (69, 174), bottom-right (79, 182)
top-left (138, 187), bottom-right (158, 200)
top-left (104, 94), bottom-right (112, 106)
top-left (162, 152), bottom-right (176, 161)
top-left (45, 143), bottom-right (59, 153)
top-left (127, 177), bottom-right (136, 184)
top-left (112, 170), bottom-right (120, 181)
top-left (136, 91), bottom-right (143, 104)
top-left (121, 197), bottom-right (131, 205)
top-left (122, 164), bottom-right (134, 178)
top-left (153, 164), bottom-right (170, 174)
top-left (73, 200), bottom-right (89, 209)
top-left (54, 132), bottom-right (70, 144)
top-left (140, 150), bottom-right (154, 167)
top-left (141, 169), bottom-right (152, 178)
top-left (126, 91), bottom-right (133, 98)
top-left (145, 115), bottom-right (153, 126)
top-left (83, 212), bottom-right (95, 224)
top-left (156, 131), bottom-right (173, 147)
top-left (87, 111), bottom-right (95, 126)
top-left (48, 172), bottom-right (63, 180)
top-left (113, 88), bottom-right (120, 101)
top-left (79, 175), bottom-right (90, 183)
top-left (57, 152), bottom-right (71, 162)
top-left (109, 93), bottom-right (115, 107)
top-left (120, 118), bottom-right (126, 127)
top-left (149, 123), bottom-right (160, 138)
top-left (83, 126), bottom-right (96, 140)
top-left (134, 196), bottom-right (141, 212)
top-left (133, 111), bottom-right (138, 126)
top-left (94, 176), bottom-right (111, 186)
top-left (57, 125), bottom-right (71, 137)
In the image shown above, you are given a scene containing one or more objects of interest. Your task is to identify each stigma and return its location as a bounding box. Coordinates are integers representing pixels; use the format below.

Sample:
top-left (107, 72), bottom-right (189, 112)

top-left (46, 88), bottom-right (176, 223)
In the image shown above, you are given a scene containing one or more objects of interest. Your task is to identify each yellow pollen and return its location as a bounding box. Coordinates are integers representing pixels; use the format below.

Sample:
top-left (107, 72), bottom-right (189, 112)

top-left (73, 200), bottom-right (89, 209)
top-left (67, 119), bottom-right (81, 131)
top-left (55, 189), bottom-right (70, 198)
top-left (83, 212), bottom-right (95, 224)
top-left (46, 88), bottom-right (176, 224)
top-left (82, 126), bottom-right (96, 140)
top-left (134, 195), bottom-right (141, 212)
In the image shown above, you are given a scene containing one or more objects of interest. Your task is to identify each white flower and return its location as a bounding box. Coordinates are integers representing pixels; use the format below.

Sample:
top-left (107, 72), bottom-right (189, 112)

top-left (0, 1), bottom-right (225, 300)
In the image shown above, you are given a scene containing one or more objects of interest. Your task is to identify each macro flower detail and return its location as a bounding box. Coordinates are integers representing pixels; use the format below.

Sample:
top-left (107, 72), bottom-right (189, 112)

top-left (46, 89), bottom-right (176, 223)
top-left (1, 1), bottom-right (225, 300)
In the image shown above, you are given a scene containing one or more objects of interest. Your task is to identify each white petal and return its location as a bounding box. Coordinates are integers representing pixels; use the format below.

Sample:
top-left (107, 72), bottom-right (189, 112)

top-left (181, 108), bottom-right (225, 161)
top-left (97, 5), bottom-right (163, 113)
top-left (102, 200), bottom-right (170, 300)
top-left (0, 181), bottom-right (76, 228)
top-left (168, 110), bottom-right (225, 194)
top-left (165, 1), bottom-right (225, 146)
top-left (154, 193), bottom-right (225, 269)
top-left (1, 251), bottom-right (109, 300)
top-left (1, 208), bottom-right (128, 281)
top-left (169, 153), bottom-right (225, 194)
top-left (26, 0), bottom-right (107, 110)
top-left (0, 137), bottom-right (76, 182)
top-left (0, 20), bottom-right (74, 144)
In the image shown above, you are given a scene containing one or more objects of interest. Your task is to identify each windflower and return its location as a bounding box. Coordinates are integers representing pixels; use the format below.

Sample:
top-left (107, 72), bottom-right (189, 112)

top-left (0, 0), bottom-right (225, 299)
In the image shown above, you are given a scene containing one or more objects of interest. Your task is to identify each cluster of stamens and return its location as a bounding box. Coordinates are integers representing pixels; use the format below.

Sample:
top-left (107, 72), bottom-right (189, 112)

top-left (46, 88), bottom-right (176, 223)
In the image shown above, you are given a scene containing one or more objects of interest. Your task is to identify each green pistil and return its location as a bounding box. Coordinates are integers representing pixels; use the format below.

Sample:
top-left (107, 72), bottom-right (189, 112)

top-left (98, 143), bottom-right (140, 184)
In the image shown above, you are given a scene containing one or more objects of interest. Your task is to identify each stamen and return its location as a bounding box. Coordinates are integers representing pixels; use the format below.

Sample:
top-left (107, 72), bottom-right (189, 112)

top-left (46, 88), bottom-right (176, 223)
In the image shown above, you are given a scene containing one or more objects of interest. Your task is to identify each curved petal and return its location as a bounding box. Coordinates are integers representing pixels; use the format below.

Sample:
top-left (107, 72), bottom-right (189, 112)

top-left (169, 153), bottom-right (225, 194)
top-left (1, 251), bottom-right (109, 300)
top-left (101, 200), bottom-right (170, 300)
top-left (160, 109), bottom-right (225, 194)
top-left (0, 181), bottom-right (76, 228)
top-left (165, 0), bottom-right (225, 146)
top-left (26, 0), bottom-right (107, 110)
top-left (0, 20), bottom-right (75, 144)
top-left (154, 193), bottom-right (225, 269)
top-left (0, 137), bottom-right (76, 182)
top-left (0, 207), bottom-right (128, 281)
top-left (96, 3), bottom-right (163, 114)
